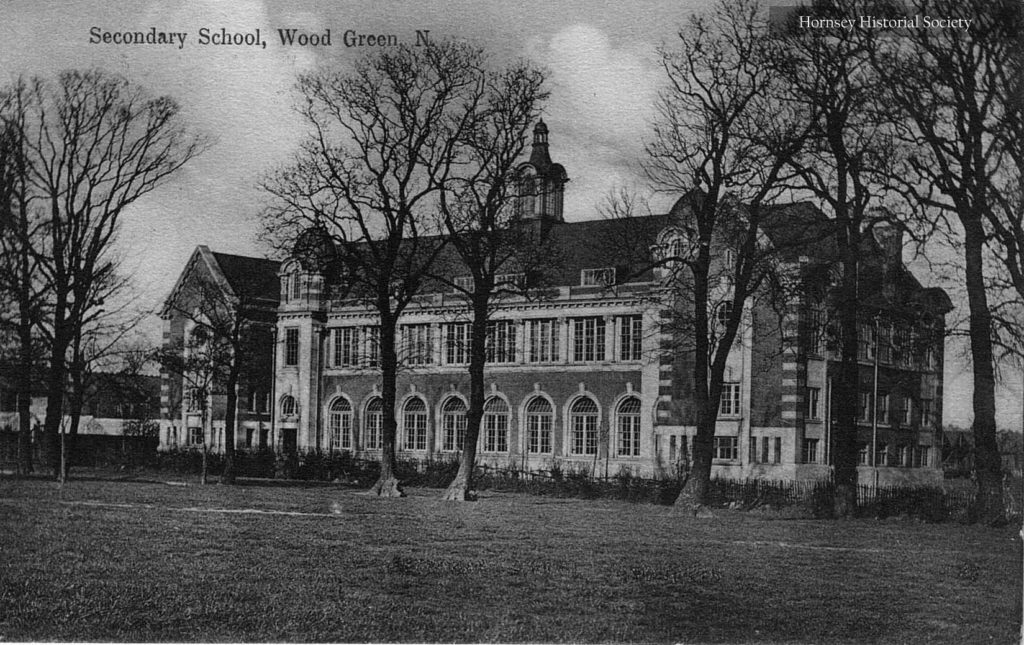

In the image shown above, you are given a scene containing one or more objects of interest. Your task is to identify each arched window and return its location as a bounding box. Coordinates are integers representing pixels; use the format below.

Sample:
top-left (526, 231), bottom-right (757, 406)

top-left (364, 398), bottom-right (382, 450)
top-left (570, 397), bottom-right (599, 455)
top-left (482, 397), bottom-right (509, 453)
top-left (279, 395), bottom-right (298, 418)
top-left (616, 397), bottom-right (642, 457)
top-left (403, 397), bottom-right (428, 451)
top-left (328, 398), bottom-right (353, 451)
top-left (441, 397), bottom-right (467, 452)
top-left (525, 397), bottom-right (553, 454)
top-left (716, 301), bottom-right (733, 328)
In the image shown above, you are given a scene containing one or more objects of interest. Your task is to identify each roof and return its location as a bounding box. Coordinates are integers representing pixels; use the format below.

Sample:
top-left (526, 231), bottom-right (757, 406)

top-left (210, 252), bottom-right (281, 304)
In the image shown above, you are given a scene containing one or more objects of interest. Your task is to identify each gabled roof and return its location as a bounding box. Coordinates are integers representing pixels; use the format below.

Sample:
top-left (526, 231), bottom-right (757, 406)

top-left (210, 252), bottom-right (281, 304)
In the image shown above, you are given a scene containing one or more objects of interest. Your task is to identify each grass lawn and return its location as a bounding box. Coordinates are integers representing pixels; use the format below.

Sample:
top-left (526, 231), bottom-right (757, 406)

top-left (0, 472), bottom-right (1020, 643)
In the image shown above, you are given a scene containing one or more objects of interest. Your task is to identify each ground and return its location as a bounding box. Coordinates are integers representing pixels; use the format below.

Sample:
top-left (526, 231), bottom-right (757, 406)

top-left (0, 472), bottom-right (1020, 643)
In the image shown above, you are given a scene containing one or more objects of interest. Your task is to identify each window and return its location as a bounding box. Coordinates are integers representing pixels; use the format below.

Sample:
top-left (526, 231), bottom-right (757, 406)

top-left (719, 382), bottom-right (741, 418)
top-left (328, 398), bottom-right (353, 451)
top-left (525, 397), bottom-right (553, 454)
top-left (364, 326), bottom-right (380, 368)
top-left (715, 301), bottom-right (733, 328)
top-left (806, 387), bottom-right (821, 420)
top-left (899, 397), bottom-right (911, 426)
top-left (859, 393), bottom-right (872, 422)
top-left (877, 324), bottom-right (892, 363)
top-left (618, 315), bottom-right (643, 361)
top-left (364, 398), bottom-right (382, 450)
top-left (332, 328), bottom-right (359, 368)
top-left (877, 394), bottom-right (890, 424)
top-left (441, 398), bottom-right (467, 452)
top-left (482, 397), bottom-right (509, 453)
top-left (444, 322), bottom-right (470, 365)
top-left (581, 267), bottom-right (615, 287)
top-left (898, 445), bottom-right (911, 467)
top-left (453, 276), bottom-right (474, 293)
top-left (858, 444), bottom-right (869, 465)
top-left (284, 328), bottom-right (299, 366)
top-left (758, 436), bottom-right (769, 464)
top-left (914, 446), bottom-right (930, 468)
top-left (616, 397), bottom-right (642, 457)
top-left (808, 308), bottom-right (827, 355)
top-left (773, 437), bottom-right (782, 464)
top-left (572, 317), bottom-right (606, 362)
top-left (858, 323), bottom-right (875, 360)
top-left (570, 397), bottom-right (599, 455)
top-left (402, 324), bottom-right (434, 366)
top-left (527, 319), bottom-right (559, 363)
top-left (876, 443), bottom-right (889, 466)
top-left (187, 426), bottom-right (204, 446)
top-left (279, 395), bottom-right (298, 418)
top-left (495, 273), bottom-right (526, 290)
top-left (486, 320), bottom-right (517, 364)
top-left (186, 387), bottom-right (205, 413)
top-left (403, 397), bottom-right (428, 450)
top-left (921, 399), bottom-right (933, 428)
top-left (722, 248), bottom-right (737, 270)
top-left (713, 436), bottom-right (738, 460)
top-left (803, 438), bottom-right (819, 464)
top-left (247, 389), bottom-right (258, 412)
top-left (290, 274), bottom-right (302, 300)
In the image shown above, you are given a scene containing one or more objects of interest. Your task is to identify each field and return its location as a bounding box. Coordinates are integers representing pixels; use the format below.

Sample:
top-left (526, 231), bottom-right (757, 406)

top-left (0, 473), bottom-right (1021, 643)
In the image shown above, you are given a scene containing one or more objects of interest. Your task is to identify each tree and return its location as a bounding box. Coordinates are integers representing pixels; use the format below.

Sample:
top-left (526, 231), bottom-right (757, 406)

top-left (641, 0), bottom-right (808, 512)
top-left (772, 1), bottom-right (904, 516)
top-left (262, 42), bottom-right (490, 497)
top-left (866, 0), bottom-right (1021, 524)
top-left (432, 65), bottom-right (549, 501)
top-left (12, 70), bottom-right (206, 477)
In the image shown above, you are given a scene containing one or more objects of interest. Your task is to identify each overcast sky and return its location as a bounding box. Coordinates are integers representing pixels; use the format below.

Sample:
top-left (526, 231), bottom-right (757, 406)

top-left (1, 0), bottom-right (1017, 429)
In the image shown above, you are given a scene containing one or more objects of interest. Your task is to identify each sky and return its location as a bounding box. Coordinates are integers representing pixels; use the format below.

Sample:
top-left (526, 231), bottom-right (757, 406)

top-left (0, 0), bottom-right (1018, 430)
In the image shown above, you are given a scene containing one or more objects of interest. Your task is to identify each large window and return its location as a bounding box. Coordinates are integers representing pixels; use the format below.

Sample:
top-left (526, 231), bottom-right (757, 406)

top-left (616, 397), bottom-right (641, 457)
top-left (444, 322), bottom-right (470, 365)
top-left (572, 317), bottom-right (605, 362)
top-left (525, 397), bottom-right (553, 454)
top-left (364, 326), bottom-right (380, 368)
top-left (877, 394), bottom-right (890, 424)
top-left (719, 382), bottom-right (741, 417)
top-left (402, 324), bottom-right (434, 366)
top-left (527, 319), bottom-right (559, 363)
top-left (802, 438), bottom-right (819, 464)
top-left (618, 315), bottom-right (643, 361)
top-left (806, 387), bottom-right (821, 420)
top-left (441, 398), bottom-right (467, 452)
top-left (332, 328), bottom-right (359, 368)
top-left (364, 398), bottom-right (382, 450)
top-left (284, 327), bottom-right (299, 366)
top-left (486, 320), bottom-right (517, 364)
top-left (921, 399), bottom-right (933, 428)
top-left (482, 398), bottom-right (509, 453)
top-left (570, 397), bottom-right (599, 455)
top-left (713, 436), bottom-right (738, 460)
top-left (403, 397), bottom-right (428, 450)
top-left (859, 393), bottom-right (872, 422)
top-left (328, 398), bottom-right (353, 451)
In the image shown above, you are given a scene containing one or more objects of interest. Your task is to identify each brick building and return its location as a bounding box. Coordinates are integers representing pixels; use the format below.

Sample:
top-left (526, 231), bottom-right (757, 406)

top-left (162, 123), bottom-right (951, 484)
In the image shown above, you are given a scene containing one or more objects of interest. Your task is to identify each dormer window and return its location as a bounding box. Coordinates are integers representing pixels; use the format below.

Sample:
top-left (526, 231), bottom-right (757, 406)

top-left (453, 276), bottom-right (474, 293)
top-left (581, 267), bottom-right (615, 287)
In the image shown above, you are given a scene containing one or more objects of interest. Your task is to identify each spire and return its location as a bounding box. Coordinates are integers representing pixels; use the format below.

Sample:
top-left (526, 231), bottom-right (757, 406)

top-left (529, 119), bottom-right (552, 170)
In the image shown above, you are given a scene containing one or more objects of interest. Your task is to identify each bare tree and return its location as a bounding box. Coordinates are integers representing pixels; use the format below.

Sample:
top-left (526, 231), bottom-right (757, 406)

top-left (431, 64), bottom-right (549, 501)
top-left (642, 0), bottom-right (808, 513)
top-left (866, 0), bottom-right (1021, 524)
top-left (11, 69), bottom-right (206, 478)
top-left (262, 42), bottom-right (490, 497)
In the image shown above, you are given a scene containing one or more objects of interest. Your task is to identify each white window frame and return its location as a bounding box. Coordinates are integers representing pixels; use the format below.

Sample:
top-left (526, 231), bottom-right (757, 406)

top-left (712, 436), bottom-right (738, 461)
top-left (580, 267), bottom-right (615, 287)
top-left (527, 319), bottom-right (559, 363)
top-left (525, 397), bottom-right (553, 454)
top-left (444, 322), bottom-right (470, 365)
top-left (363, 398), bottom-right (382, 450)
top-left (328, 398), bottom-right (353, 451)
top-left (441, 398), bottom-right (467, 452)
top-left (569, 397), bottom-right (599, 456)
top-left (482, 398), bottom-right (509, 453)
top-left (719, 382), bottom-right (741, 418)
top-left (618, 315), bottom-right (643, 362)
top-left (332, 328), bottom-right (359, 368)
top-left (486, 320), bottom-right (517, 364)
top-left (806, 387), bottom-right (821, 420)
top-left (572, 317), bottom-right (606, 363)
top-left (402, 324), bottom-right (434, 366)
top-left (403, 398), bottom-right (428, 451)
top-left (616, 397), bottom-right (642, 457)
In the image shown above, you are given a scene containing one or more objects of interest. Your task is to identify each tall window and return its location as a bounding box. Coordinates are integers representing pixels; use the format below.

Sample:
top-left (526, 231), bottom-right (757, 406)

top-left (859, 393), bottom-right (872, 422)
top-left (284, 328), bottom-right (299, 366)
top-left (486, 320), bottom-right (516, 364)
top-left (364, 326), bottom-right (380, 368)
top-left (572, 317), bottom-right (605, 362)
top-left (279, 395), bottom-right (298, 418)
top-left (877, 394), bottom-right (890, 424)
top-left (528, 319), bottom-right (559, 363)
top-left (876, 443), bottom-right (889, 466)
top-left (713, 436), bottom-right (738, 460)
top-left (921, 399), bottom-right (933, 428)
top-left (773, 437), bottom-right (782, 464)
top-left (328, 398), bottom-right (353, 451)
top-left (719, 382), bottom-right (741, 417)
top-left (332, 328), bottom-right (359, 368)
top-left (806, 387), bottom-right (821, 420)
top-left (402, 324), bottom-right (434, 366)
top-left (616, 397), bottom-right (641, 457)
top-left (618, 315), bottom-right (643, 361)
top-left (803, 438), bottom-right (819, 464)
top-left (364, 398), bottom-right (382, 450)
top-left (186, 387), bottom-right (205, 413)
top-left (899, 397), bottom-right (912, 425)
top-left (403, 397), bottom-right (428, 450)
top-left (858, 322), bottom-right (875, 360)
top-left (808, 308), bottom-right (827, 355)
top-left (441, 398), bottom-right (467, 452)
top-left (570, 397), bottom-right (599, 455)
top-left (482, 397), bottom-right (509, 453)
top-left (525, 397), bottom-right (552, 454)
top-left (444, 322), bottom-right (470, 365)
top-left (290, 274), bottom-right (302, 300)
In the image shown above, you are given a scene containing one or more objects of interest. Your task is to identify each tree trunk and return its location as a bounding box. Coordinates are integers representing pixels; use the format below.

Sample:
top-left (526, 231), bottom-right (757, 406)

top-left (962, 218), bottom-right (1005, 525)
top-left (43, 322), bottom-right (69, 480)
top-left (16, 302), bottom-right (33, 475)
top-left (831, 230), bottom-right (861, 518)
top-left (221, 365), bottom-right (239, 485)
top-left (370, 321), bottom-right (404, 497)
top-left (676, 418), bottom-right (715, 517)
top-left (444, 297), bottom-right (489, 502)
